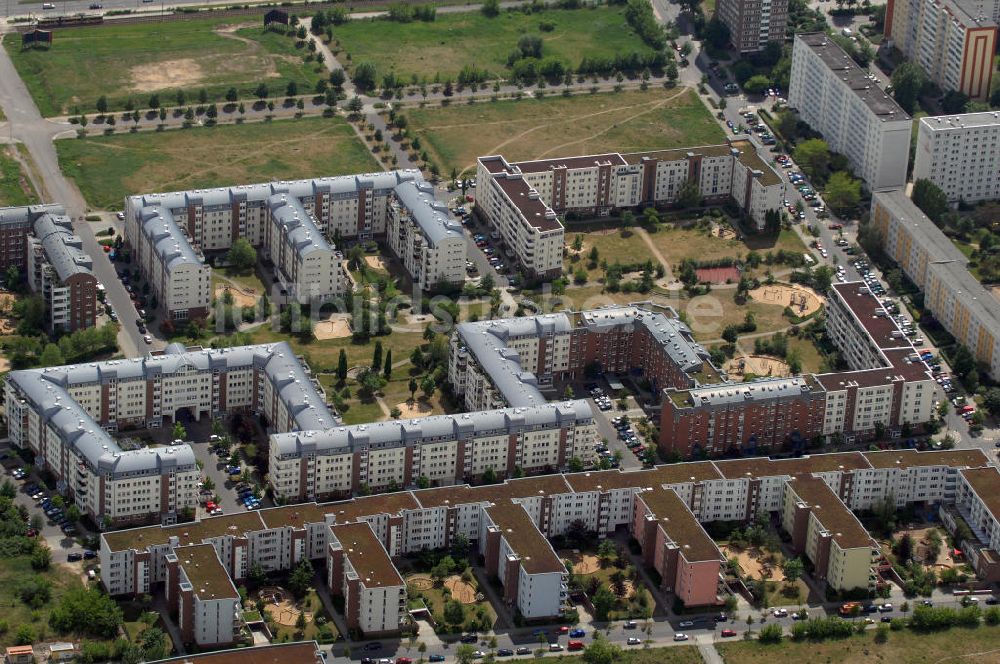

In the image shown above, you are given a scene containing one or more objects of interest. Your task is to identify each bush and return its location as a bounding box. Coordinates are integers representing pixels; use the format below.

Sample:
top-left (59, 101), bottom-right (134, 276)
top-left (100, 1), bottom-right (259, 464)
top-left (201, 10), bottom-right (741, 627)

top-left (758, 623), bottom-right (783, 643)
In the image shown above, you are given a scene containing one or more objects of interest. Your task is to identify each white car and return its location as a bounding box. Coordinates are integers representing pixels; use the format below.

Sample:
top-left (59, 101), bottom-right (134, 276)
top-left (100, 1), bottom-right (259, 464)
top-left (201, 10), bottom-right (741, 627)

top-left (773, 608), bottom-right (788, 617)
top-left (627, 637), bottom-right (642, 645)
top-left (116, 211), bottom-right (125, 220)
top-left (673, 633), bottom-right (689, 642)
top-left (143, 335), bottom-right (152, 344)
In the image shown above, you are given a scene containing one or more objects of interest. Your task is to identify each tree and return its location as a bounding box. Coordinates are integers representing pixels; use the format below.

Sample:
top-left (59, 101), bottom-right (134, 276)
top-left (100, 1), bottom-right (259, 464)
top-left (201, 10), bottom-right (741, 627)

top-left (782, 557), bottom-right (804, 582)
top-left (455, 644), bottom-right (477, 664)
top-left (49, 587), bottom-right (123, 638)
top-left (677, 179), bottom-right (702, 209)
top-left (95, 95), bottom-right (108, 114)
top-left (792, 138), bottom-right (830, 182)
top-left (39, 343), bottom-right (65, 367)
top-left (582, 635), bottom-right (621, 664)
top-left (66, 504), bottom-right (81, 523)
top-left (911, 178), bottom-right (949, 223)
top-left (444, 599), bottom-right (465, 625)
top-left (610, 570), bottom-right (627, 597)
top-left (337, 349), bottom-right (348, 382)
top-left (597, 539), bottom-right (616, 567)
top-left (592, 586), bottom-right (616, 621)
top-left (30, 546), bottom-right (51, 571)
top-left (226, 87), bottom-right (239, 103)
top-left (420, 375), bottom-right (435, 399)
top-left (286, 81), bottom-right (298, 98)
top-left (227, 238), bottom-right (257, 271)
top-left (895, 533), bottom-right (914, 564)
top-left (14, 625), bottom-right (35, 646)
top-left (825, 171), bottom-right (861, 213)
top-left (172, 421), bottom-right (187, 441)
top-left (354, 62), bottom-right (379, 92)
top-left (703, 16), bottom-right (730, 49)
top-left (409, 377), bottom-right (419, 400)
top-left (481, 0), bottom-right (500, 16)
top-left (287, 560), bottom-right (313, 598)
top-left (743, 75), bottom-right (770, 95)
top-left (383, 349), bottom-right (393, 379)
top-left (890, 62), bottom-right (927, 114)
top-left (255, 82), bottom-right (270, 101)
top-left (372, 340), bottom-right (384, 372)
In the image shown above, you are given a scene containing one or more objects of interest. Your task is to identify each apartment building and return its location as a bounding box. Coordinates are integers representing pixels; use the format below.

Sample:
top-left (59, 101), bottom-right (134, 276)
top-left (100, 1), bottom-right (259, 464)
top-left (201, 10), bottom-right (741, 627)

top-left (782, 474), bottom-right (879, 592)
top-left (0, 205), bottom-right (98, 333)
top-left (165, 544), bottom-right (242, 647)
top-left (476, 141), bottom-right (783, 245)
top-left (124, 170), bottom-right (464, 320)
top-left (268, 401), bottom-right (598, 500)
top-left (870, 189), bottom-right (1000, 379)
top-left (327, 521), bottom-right (406, 635)
top-left (951, 466), bottom-right (1000, 581)
top-left (886, 0), bottom-right (997, 100)
top-left (661, 281), bottom-right (937, 456)
top-left (717, 0), bottom-right (789, 53)
top-left (26, 209), bottom-right (98, 333)
top-left (449, 305), bottom-right (716, 413)
top-left (4, 341), bottom-right (334, 525)
top-left (149, 642), bottom-right (324, 664)
top-left (789, 33), bottom-right (912, 191)
top-left (101, 448), bottom-right (993, 623)
top-left (633, 487), bottom-right (724, 607)
top-left (661, 376), bottom-right (828, 457)
top-left (385, 180), bottom-right (467, 290)
top-left (913, 112), bottom-right (1000, 203)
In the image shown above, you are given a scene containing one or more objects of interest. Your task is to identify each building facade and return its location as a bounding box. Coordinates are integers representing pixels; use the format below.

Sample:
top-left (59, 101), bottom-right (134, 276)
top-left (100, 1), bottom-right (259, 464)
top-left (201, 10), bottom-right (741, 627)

top-left (476, 141), bottom-right (783, 252)
top-left (870, 189), bottom-right (1000, 379)
top-left (165, 544), bottom-right (242, 647)
top-left (789, 33), bottom-right (912, 191)
top-left (327, 521), bottom-right (406, 635)
top-left (912, 113), bottom-right (1000, 204)
top-left (717, 0), bottom-right (789, 53)
top-left (886, 0), bottom-right (997, 100)
top-left (385, 180), bottom-right (467, 290)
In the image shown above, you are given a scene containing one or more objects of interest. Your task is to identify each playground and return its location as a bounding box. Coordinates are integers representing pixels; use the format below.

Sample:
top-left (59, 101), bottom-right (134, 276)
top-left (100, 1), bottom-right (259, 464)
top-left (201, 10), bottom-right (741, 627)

top-left (721, 545), bottom-right (786, 583)
top-left (407, 574), bottom-right (434, 591)
top-left (364, 256), bottom-right (389, 271)
top-left (395, 399), bottom-right (433, 418)
top-left (259, 587), bottom-right (312, 627)
top-left (725, 355), bottom-right (792, 379)
top-left (560, 550), bottom-right (602, 575)
top-left (314, 313), bottom-right (353, 341)
top-left (443, 575), bottom-right (478, 604)
top-left (215, 285), bottom-right (257, 308)
top-left (748, 283), bottom-right (823, 317)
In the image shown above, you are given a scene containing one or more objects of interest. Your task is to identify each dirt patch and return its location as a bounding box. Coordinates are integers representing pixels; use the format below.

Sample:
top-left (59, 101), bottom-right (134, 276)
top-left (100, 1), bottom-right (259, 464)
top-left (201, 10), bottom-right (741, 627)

top-left (364, 255), bottom-right (388, 271)
top-left (0, 357), bottom-right (9, 373)
top-left (395, 400), bottom-right (432, 418)
top-left (315, 313), bottom-right (352, 340)
top-left (721, 545), bottom-right (785, 582)
top-left (263, 599), bottom-right (311, 627)
top-left (749, 283), bottom-right (823, 317)
top-left (215, 286), bottom-right (257, 308)
top-left (130, 59), bottom-right (205, 93)
top-left (444, 575), bottom-right (477, 604)
top-left (0, 318), bottom-right (16, 335)
top-left (407, 574), bottom-right (434, 591)
top-left (0, 293), bottom-right (16, 314)
top-left (896, 527), bottom-right (954, 568)
top-left (712, 225), bottom-right (738, 240)
top-left (725, 355), bottom-right (791, 378)
top-left (559, 550), bottom-right (601, 575)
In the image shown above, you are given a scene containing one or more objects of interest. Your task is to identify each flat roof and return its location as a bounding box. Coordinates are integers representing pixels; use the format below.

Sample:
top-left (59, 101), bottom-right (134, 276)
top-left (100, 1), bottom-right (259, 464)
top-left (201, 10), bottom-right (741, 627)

top-left (326, 492), bottom-right (420, 524)
top-left (330, 521), bottom-right (404, 588)
top-left (493, 175), bottom-right (562, 232)
top-left (476, 474), bottom-right (573, 503)
top-left (921, 112), bottom-right (1000, 132)
top-left (485, 501), bottom-right (565, 575)
top-left (832, 282), bottom-right (911, 351)
top-left (149, 642), bottom-right (321, 664)
top-left (637, 487), bottom-right (721, 563)
top-left (731, 140), bottom-right (783, 187)
top-left (786, 474), bottom-right (874, 550)
top-left (103, 512), bottom-right (267, 552)
top-left (175, 543), bottom-right (239, 600)
top-left (960, 467), bottom-right (1000, 522)
top-left (259, 502), bottom-right (332, 530)
top-left (715, 452), bottom-right (871, 479)
top-left (412, 484), bottom-right (480, 510)
top-left (863, 449), bottom-right (989, 470)
top-left (514, 153), bottom-right (627, 173)
top-left (623, 144), bottom-right (734, 164)
top-left (796, 33), bottom-right (910, 121)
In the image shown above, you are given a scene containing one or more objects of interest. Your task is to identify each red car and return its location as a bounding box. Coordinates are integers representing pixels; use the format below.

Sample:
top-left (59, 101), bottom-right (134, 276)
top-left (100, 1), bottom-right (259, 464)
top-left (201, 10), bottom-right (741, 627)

top-left (558, 626), bottom-right (570, 634)
top-left (828, 223), bottom-right (843, 230)
top-left (567, 641), bottom-right (584, 651)
top-left (721, 629), bottom-right (737, 637)
top-left (396, 658), bottom-right (413, 664)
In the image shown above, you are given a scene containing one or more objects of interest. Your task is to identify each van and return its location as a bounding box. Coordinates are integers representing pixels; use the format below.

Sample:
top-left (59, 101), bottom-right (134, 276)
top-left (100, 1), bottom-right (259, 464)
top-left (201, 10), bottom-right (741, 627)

top-left (42, 2), bottom-right (54, 7)
top-left (842, 27), bottom-right (853, 37)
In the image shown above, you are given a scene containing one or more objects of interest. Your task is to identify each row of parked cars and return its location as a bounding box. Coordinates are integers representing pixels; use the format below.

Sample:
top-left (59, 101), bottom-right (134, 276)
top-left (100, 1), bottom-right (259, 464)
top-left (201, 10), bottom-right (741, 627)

top-left (20, 476), bottom-right (78, 536)
top-left (590, 386), bottom-right (613, 411)
top-left (612, 416), bottom-right (653, 465)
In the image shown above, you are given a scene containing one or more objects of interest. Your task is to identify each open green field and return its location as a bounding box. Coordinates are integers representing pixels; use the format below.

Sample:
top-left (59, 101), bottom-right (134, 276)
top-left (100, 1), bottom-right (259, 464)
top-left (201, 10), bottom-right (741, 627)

top-left (408, 87), bottom-right (724, 176)
top-left (334, 6), bottom-right (653, 82)
top-left (649, 226), bottom-right (807, 271)
top-left (0, 557), bottom-right (85, 648)
top-left (56, 116), bottom-right (378, 209)
top-left (0, 145), bottom-right (38, 207)
top-left (565, 228), bottom-right (655, 278)
top-left (717, 626), bottom-right (1000, 663)
top-left (3, 20), bottom-right (325, 117)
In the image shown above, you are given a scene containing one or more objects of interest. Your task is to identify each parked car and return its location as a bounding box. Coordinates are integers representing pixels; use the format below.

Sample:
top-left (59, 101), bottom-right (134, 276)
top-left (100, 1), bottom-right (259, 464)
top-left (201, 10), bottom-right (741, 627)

top-left (626, 637), bottom-right (641, 645)
top-left (673, 633), bottom-right (689, 642)
top-left (515, 647), bottom-right (531, 655)
top-left (721, 629), bottom-right (737, 637)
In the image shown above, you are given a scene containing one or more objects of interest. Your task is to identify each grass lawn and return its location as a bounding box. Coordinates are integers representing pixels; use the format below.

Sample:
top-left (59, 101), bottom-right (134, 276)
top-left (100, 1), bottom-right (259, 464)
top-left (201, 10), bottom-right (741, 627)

top-left (648, 226), bottom-right (805, 272)
top-left (3, 20), bottom-right (325, 117)
top-left (786, 335), bottom-right (825, 374)
top-left (0, 145), bottom-right (38, 207)
top-left (408, 87), bottom-right (723, 176)
top-left (609, 648), bottom-right (704, 664)
top-left (246, 326), bottom-right (427, 375)
top-left (0, 557), bottom-right (85, 648)
top-left (405, 572), bottom-right (497, 631)
top-left (334, 6), bottom-right (653, 82)
top-left (213, 266), bottom-right (266, 294)
top-left (717, 626), bottom-right (1000, 663)
top-left (268, 589), bottom-right (338, 644)
top-left (688, 294), bottom-right (790, 343)
top-left (565, 228), bottom-right (657, 278)
top-left (56, 116), bottom-right (378, 209)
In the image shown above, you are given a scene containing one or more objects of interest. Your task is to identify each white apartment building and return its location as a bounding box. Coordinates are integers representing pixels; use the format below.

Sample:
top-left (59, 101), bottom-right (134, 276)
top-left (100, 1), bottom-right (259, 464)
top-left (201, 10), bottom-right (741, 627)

top-left (887, 0), bottom-right (997, 100)
top-left (953, 466), bottom-right (1000, 580)
top-left (789, 33), bottom-right (912, 191)
top-left (269, 401), bottom-right (598, 500)
top-left (25, 210), bottom-right (98, 333)
top-left (264, 192), bottom-right (344, 303)
top-left (165, 544), bottom-right (242, 647)
top-left (870, 189), bottom-right (1000, 380)
top-left (4, 341), bottom-right (335, 525)
top-left (327, 521), bottom-right (406, 635)
top-left (913, 112), bottom-right (1000, 203)
top-left (385, 180), bottom-right (467, 290)
top-left (476, 142), bottom-right (783, 245)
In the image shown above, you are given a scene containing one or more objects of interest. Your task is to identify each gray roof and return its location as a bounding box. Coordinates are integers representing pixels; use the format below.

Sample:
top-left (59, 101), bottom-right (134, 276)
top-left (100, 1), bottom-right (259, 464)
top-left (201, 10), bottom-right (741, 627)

top-left (32, 212), bottom-right (95, 282)
top-left (137, 204), bottom-right (203, 273)
top-left (580, 306), bottom-right (706, 373)
top-left (686, 376), bottom-right (815, 406)
top-left (7, 342), bottom-right (339, 475)
top-left (271, 400), bottom-right (594, 458)
top-left (872, 190), bottom-right (968, 265)
top-left (921, 112), bottom-right (1000, 133)
top-left (0, 203), bottom-right (64, 228)
top-left (266, 193), bottom-right (332, 260)
top-left (392, 180), bottom-right (464, 247)
top-left (796, 33), bottom-right (910, 121)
